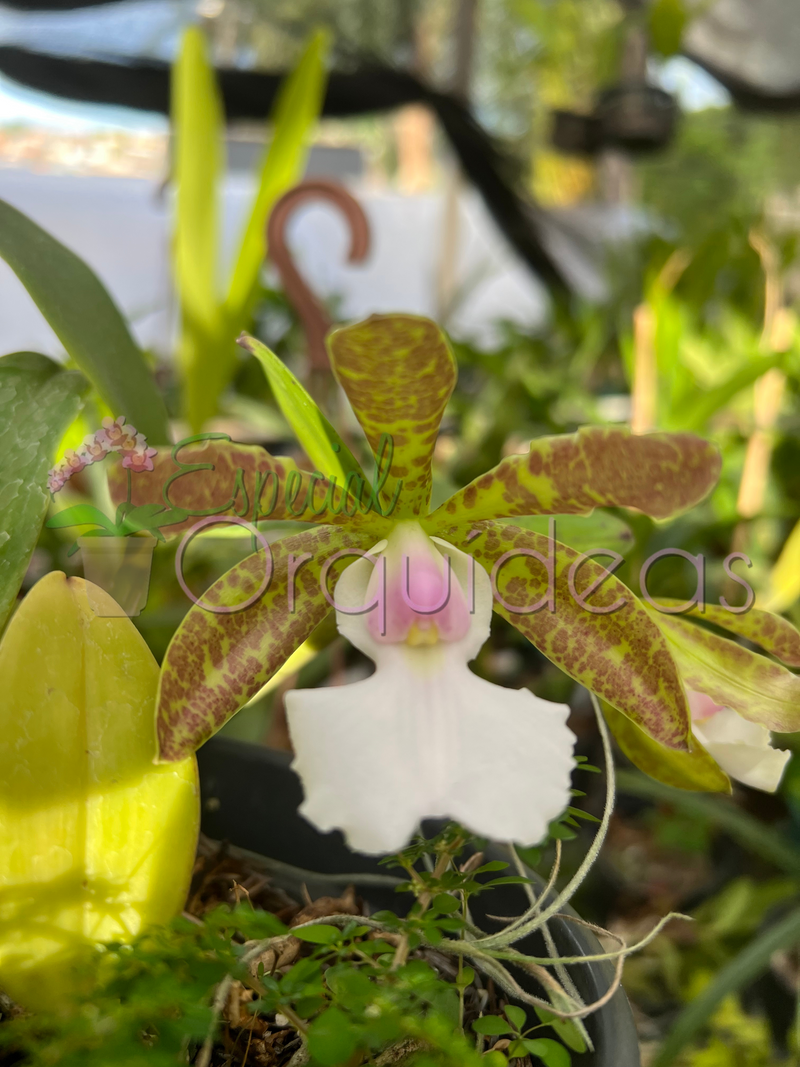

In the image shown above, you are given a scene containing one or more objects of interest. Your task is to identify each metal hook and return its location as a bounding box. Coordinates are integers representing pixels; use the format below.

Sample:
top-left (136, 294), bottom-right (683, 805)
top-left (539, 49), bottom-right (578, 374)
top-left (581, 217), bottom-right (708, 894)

top-left (267, 179), bottom-right (371, 372)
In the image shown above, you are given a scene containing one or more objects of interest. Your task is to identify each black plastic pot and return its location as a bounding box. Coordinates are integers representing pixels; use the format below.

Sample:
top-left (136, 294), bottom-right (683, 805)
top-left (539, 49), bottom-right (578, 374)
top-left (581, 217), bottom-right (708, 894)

top-left (197, 737), bottom-right (641, 1067)
top-left (551, 110), bottom-right (604, 156)
top-left (595, 83), bottom-right (678, 152)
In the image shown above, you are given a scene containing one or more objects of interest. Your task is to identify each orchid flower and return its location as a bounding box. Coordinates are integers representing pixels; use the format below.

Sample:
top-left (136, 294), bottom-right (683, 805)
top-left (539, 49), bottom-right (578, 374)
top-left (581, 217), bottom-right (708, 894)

top-left (286, 522), bottom-right (575, 853)
top-left (121, 434), bottom-right (158, 473)
top-left (61, 448), bottom-right (87, 478)
top-left (687, 690), bottom-right (790, 792)
top-left (95, 414), bottom-right (138, 453)
top-left (48, 419), bottom-right (156, 496)
top-left (128, 315), bottom-right (800, 852)
top-left (80, 432), bottom-right (112, 463)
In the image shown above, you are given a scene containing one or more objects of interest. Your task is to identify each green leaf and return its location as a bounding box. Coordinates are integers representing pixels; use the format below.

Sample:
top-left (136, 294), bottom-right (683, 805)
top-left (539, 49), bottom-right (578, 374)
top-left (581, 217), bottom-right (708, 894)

top-left (652, 906), bottom-right (800, 1066)
top-left (566, 806), bottom-right (601, 823)
top-left (523, 1037), bottom-right (571, 1067)
top-left (767, 517), bottom-right (800, 613)
top-left (534, 1008), bottom-right (587, 1054)
top-left (171, 25), bottom-right (226, 432)
top-left (504, 1005), bottom-right (526, 1032)
top-left (46, 504), bottom-right (117, 533)
top-left (483, 1054), bottom-right (509, 1067)
top-left (475, 861), bottom-right (510, 873)
top-left (678, 354), bottom-right (784, 433)
top-left (431, 893), bottom-right (460, 914)
top-left (0, 203), bottom-right (169, 443)
top-left (473, 1016), bottom-right (514, 1036)
top-left (483, 876), bottom-right (534, 887)
top-left (307, 1006), bottom-right (360, 1067)
top-left (514, 846), bottom-right (541, 868)
top-left (292, 923), bottom-right (341, 945)
top-left (0, 353), bottom-right (87, 634)
top-left (455, 966), bottom-right (475, 989)
top-left (649, 0), bottom-right (688, 57)
top-left (224, 30), bottom-right (329, 327)
top-left (547, 822), bottom-right (578, 842)
top-left (239, 333), bottom-right (365, 487)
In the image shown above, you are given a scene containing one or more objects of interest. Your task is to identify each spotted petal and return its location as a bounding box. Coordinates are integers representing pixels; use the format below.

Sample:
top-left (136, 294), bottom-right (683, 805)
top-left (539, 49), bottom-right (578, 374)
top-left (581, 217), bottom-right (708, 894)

top-left (327, 314), bottom-right (456, 518)
top-left (430, 426), bottom-right (721, 525)
top-left (439, 521), bottom-right (692, 751)
top-left (654, 599), bottom-right (800, 668)
top-left (109, 436), bottom-right (391, 537)
top-left (649, 611), bottom-right (800, 733)
top-left (602, 701), bottom-right (730, 793)
top-left (157, 525), bottom-right (374, 761)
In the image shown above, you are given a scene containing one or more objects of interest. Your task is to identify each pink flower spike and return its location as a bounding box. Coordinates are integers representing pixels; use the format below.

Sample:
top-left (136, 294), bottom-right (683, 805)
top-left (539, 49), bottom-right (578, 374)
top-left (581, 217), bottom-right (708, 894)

top-left (81, 433), bottom-right (111, 462)
top-left (121, 432), bottom-right (149, 458)
top-left (61, 449), bottom-right (87, 477)
top-left (96, 415), bottom-right (138, 452)
top-left (121, 446), bottom-right (158, 474)
top-left (47, 469), bottom-right (66, 494)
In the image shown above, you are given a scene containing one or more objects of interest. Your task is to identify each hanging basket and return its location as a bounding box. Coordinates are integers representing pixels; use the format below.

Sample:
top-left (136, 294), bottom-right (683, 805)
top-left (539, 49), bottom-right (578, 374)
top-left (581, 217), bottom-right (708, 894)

top-left (78, 534), bottom-right (156, 617)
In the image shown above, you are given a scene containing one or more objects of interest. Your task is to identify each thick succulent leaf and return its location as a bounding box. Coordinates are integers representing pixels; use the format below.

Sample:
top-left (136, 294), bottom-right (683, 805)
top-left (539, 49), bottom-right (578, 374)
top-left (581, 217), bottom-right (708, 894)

top-left (442, 521), bottom-right (691, 750)
top-left (602, 700), bottom-right (730, 793)
top-left (108, 435), bottom-right (391, 537)
top-left (654, 599), bottom-right (800, 668)
top-left (239, 333), bottom-right (366, 486)
top-left (766, 518), bottom-right (800, 615)
top-left (649, 611), bottom-right (800, 733)
top-left (172, 25), bottom-right (228, 431)
top-left (327, 314), bottom-right (456, 518)
top-left (0, 353), bottom-right (87, 634)
top-left (158, 526), bottom-right (374, 761)
top-left (0, 572), bottom-right (199, 1004)
top-left (0, 199), bottom-right (169, 443)
top-left (430, 426), bottom-right (720, 525)
top-left (224, 31), bottom-right (328, 325)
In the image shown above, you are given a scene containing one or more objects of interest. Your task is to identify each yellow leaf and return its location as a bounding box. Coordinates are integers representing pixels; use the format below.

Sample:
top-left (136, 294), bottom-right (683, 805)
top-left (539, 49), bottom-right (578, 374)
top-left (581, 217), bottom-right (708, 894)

top-left (0, 572), bottom-right (199, 1004)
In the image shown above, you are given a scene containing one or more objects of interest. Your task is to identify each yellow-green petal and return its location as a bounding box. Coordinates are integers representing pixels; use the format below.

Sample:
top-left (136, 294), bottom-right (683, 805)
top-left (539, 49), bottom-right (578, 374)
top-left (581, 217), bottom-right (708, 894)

top-left (327, 314), bottom-right (456, 518)
top-left (157, 525), bottom-right (375, 761)
top-left (441, 520), bottom-right (691, 751)
top-left (649, 610), bottom-right (800, 733)
top-left (0, 572), bottom-right (199, 1004)
top-left (602, 700), bottom-right (730, 793)
top-left (654, 599), bottom-right (800, 668)
top-left (430, 426), bottom-right (720, 526)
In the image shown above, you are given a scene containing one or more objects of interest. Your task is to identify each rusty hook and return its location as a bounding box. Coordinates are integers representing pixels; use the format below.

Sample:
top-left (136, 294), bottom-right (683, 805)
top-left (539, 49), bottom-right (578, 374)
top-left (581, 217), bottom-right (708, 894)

top-left (267, 179), bottom-right (371, 372)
